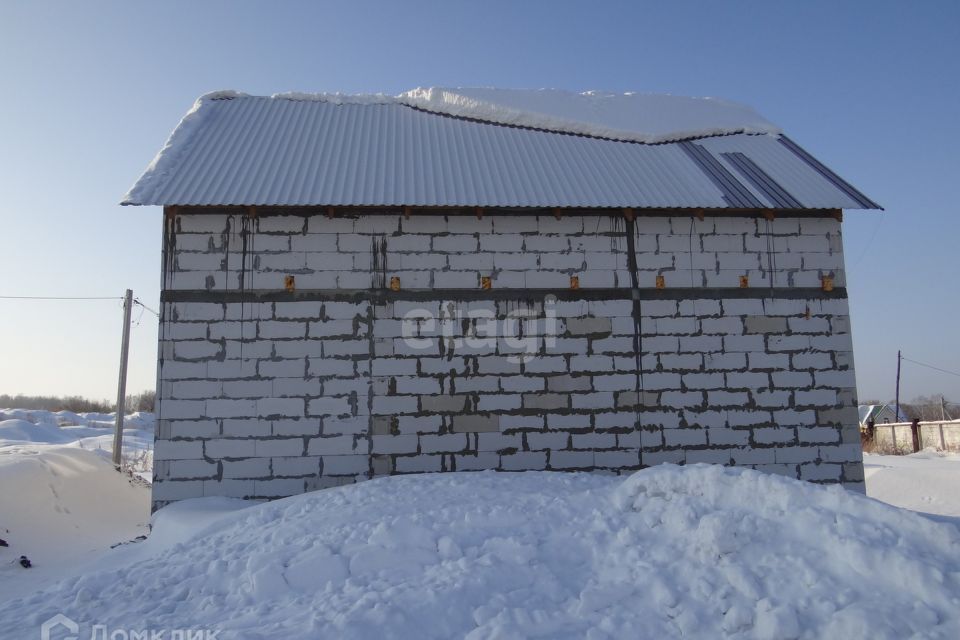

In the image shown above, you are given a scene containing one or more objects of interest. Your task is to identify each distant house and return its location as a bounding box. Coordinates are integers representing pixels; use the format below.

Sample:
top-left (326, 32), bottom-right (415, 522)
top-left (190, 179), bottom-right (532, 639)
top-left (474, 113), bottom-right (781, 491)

top-left (859, 404), bottom-right (908, 426)
top-left (123, 88), bottom-right (881, 509)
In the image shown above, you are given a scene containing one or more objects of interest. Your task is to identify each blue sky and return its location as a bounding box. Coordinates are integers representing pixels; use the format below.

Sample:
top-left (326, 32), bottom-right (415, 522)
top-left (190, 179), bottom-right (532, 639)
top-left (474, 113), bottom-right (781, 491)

top-left (1, 0), bottom-right (957, 403)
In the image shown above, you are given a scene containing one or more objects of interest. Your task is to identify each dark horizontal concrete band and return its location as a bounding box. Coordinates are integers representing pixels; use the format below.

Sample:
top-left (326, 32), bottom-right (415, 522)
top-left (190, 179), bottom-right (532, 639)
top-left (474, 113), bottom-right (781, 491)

top-left (166, 204), bottom-right (843, 218)
top-left (161, 286), bottom-right (848, 304)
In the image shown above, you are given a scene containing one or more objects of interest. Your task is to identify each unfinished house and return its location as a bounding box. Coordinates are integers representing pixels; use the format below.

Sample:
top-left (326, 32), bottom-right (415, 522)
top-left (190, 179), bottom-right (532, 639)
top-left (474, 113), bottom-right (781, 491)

top-left (123, 88), bottom-right (880, 508)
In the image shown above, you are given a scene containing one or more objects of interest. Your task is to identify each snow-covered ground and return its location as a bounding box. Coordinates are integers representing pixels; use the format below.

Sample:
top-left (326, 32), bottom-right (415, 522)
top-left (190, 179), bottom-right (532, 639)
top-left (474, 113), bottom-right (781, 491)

top-left (1, 412), bottom-right (959, 638)
top-left (0, 410), bottom-right (154, 600)
top-left (865, 449), bottom-right (960, 520)
top-left (0, 465), bottom-right (958, 639)
top-left (0, 408), bottom-right (154, 480)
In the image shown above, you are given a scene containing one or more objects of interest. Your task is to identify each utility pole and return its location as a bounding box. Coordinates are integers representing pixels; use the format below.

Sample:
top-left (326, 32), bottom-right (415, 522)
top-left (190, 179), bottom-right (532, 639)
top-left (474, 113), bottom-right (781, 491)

top-left (941, 396), bottom-right (948, 421)
top-left (894, 350), bottom-right (902, 423)
top-left (112, 289), bottom-right (133, 470)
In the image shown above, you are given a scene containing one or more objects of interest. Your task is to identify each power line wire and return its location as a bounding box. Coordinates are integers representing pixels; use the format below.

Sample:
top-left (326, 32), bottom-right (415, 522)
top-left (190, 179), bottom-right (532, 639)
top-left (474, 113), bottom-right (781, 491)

top-left (0, 295), bottom-right (122, 300)
top-left (133, 298), bottom-right (159, 317)
top-left (901, 356), bottom-right (960, 379)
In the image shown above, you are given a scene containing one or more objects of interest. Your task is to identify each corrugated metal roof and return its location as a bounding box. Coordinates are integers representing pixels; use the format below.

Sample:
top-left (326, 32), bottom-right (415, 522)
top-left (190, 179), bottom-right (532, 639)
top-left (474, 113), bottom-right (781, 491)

top-left (123, 95), bottom-right (880, 210)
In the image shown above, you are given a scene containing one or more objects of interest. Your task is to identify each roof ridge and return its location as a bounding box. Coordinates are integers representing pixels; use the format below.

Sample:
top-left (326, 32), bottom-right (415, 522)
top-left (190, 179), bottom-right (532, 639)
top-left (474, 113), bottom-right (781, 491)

top-left (213, 92), bottom-right (777, 146)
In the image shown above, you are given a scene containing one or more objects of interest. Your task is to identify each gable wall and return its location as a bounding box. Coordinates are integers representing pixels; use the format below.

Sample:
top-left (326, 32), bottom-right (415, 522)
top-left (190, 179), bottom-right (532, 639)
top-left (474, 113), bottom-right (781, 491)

top-left (152, 212), bottom-right (862, 508)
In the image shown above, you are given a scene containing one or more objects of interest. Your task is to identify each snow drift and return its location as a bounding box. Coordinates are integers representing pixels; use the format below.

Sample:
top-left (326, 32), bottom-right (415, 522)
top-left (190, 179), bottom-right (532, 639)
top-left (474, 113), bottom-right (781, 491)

top-left (1, 465), bottom-right (957, 639)
top-left (0, 445), bottom-right (151, 599)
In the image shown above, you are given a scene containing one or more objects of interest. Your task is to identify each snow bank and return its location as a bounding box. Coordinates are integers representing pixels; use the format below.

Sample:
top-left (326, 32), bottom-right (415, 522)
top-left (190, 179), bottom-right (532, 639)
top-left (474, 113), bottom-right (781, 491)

top-left (0, 409), bottom-right (155, 480)
top-left (2, 466), bottom-right (957, 638)
top-left (0, 418), bottom-right (77, 444)
top-left (0, 445), bottom-right (150, 600)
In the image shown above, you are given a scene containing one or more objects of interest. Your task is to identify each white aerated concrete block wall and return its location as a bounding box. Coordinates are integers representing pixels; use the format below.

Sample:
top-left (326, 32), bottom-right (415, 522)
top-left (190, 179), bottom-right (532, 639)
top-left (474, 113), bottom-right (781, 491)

top-left (152, 213), bottom-right (862, 508)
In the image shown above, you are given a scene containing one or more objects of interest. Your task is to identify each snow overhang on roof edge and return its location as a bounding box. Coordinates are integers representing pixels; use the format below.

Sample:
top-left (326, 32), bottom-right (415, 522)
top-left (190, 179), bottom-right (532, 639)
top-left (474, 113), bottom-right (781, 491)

top-left (121, 89), bottom-right (880, 210)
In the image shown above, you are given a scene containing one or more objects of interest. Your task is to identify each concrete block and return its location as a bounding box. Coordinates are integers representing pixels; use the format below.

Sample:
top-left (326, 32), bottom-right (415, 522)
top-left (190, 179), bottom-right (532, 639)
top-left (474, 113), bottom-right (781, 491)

top-left (307, 396), bottom-right (352, 417)
top-left (800, 462), bottom-right (842, 482)
top-left (723, 335), bottom-right (765, 352)
top-left (419, 433), bottom-right (469, 453)
top-left (697, 354), bottom-right (742, 373)
top-left (205, 438), bottom-right (257, 459)
top-left (454, 452), bottom-right (499, 471)
top-left (705, 428), bottom-right (750, 446)
top-left (724, 409), bottom-right (772, 427)
top-left (477, 393), bottom-right (522, 411)
top-left (523, 393), bottom-right (568, 410)
top-left (686, 449), bottom-right (734, 464)
top-left (421, 394), bottom-right (468, 413)
top-left (595, 450), bottom-right (640, 468)
top-left (152, 480), bottom-right (205, 501)
top-left (221, 457), bottom-right (271, 479)
top-left (256, 397), bottom-right (304, 418)
top-left (501, 451), bottom-right (547, 470)
top-left (679, 336), bottom-right (722, 353)
top-left (399, 216), bottom-right (447, 233)
top-left (500, 376), bottom-right (545, 392)
top-left (396, 455), bottom-right (443, 473)
top-left (721, 299), bottom-right (764, 316)
top-left (768, 335), bottom-right (812, 352)
top-left (664, 429), bottom-right (708, 447)
top-left (655, 317), bottom-right (698, 335)
top-left (433, 235), bottom-right (479, 253)
top-left (571, 392), bottom-right (615, 409)
top-left (307, 358), bottom-right (355, 377)
top-left (526, 431), bottom-right (569, 450)
top-left (477, 432), bottom-right (521, 452)
top-left (546, 374), bottom-right (591, 393)
top-left (637, 373), bottom-right (681, 390)
top-left (323, 455), bottom-right (369, 475)
top-left (744, 316), bottom-right (787, 334)
top-left (818, 406), bottom-right (858, 426)
top-left (592, 374), bottom-right (638, 391)
top-left (815, 370), bottom-right (857, 389)
top-left (773, 409), bottom-right (816, 426)
top-left (371, 434), bottom-right (418, 454)
top-left (571, 432), bottom-right (616, 449)
top-left (565, 317), bottom-right (613, 336)
top-left (372, 395), bottom-right (418, 414)
top-left (308, 435), bottom-right (359, 455)
top-left (434, 271), bottom-right (480, 288)
top-left (205, 399), bottom-right (255, 418)
top-left (371, 358), bottom-right (418, 376)
top-left (446, 215), bottom-right (493, 234)
top-left (452, 414), bottom-right (500, 433)
top-left (794, 389), bottom-right (837, 407)
top-left (253, 478), bottom-right (307, 498)
top-left (748, 352), bottom-right (790, 370)
top-left (272, 456), bottom-right (321, 477)
top-left (273, 419), bottom-right (322, 437)
top-left (255, 438), bottom-right (305, 457)
top-left (154, 439), bottom-right (204, 461)
top-left (550, 450), bottom-right (594, 469)
top-left (753, 427), bottom-right (797, 444)
top-left (592, 336), bottom-right (634, 354)
top-left (174, 341), bottom-right (222, 360)
top-left (771, 371), bottom-right (813, 388)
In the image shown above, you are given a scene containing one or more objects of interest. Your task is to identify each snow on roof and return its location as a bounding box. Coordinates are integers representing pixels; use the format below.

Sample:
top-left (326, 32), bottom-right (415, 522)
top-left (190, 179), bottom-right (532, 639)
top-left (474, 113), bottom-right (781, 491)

top-left (398, 87), bottom-right (782, 143)
top-left (122, 88), bottom-right (879, 209)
